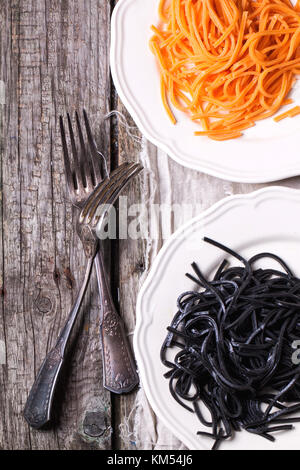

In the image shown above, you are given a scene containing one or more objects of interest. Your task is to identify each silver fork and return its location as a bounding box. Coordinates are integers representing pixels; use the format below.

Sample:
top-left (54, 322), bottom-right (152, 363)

top-left (24, 112), bottom-right (142, 429)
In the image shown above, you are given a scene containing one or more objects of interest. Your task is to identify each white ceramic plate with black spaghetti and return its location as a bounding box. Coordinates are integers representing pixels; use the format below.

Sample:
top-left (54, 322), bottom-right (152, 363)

top-left (111, 0), bottom-right (300, 183)
top-left (134, 186), bottom-right (300, 450)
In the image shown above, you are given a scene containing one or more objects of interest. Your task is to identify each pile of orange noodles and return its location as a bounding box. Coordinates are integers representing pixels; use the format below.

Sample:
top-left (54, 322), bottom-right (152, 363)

top-left (150, 0), bottom-right (300, 140)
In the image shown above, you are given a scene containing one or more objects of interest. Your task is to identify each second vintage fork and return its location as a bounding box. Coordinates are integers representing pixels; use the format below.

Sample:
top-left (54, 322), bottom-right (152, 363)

top-left (59, 110), bottom-right (141, 395)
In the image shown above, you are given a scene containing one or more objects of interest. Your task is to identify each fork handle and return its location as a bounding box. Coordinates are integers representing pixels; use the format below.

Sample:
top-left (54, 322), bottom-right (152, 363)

top-left (24, 256), bottom-right (94, 429)
top-left (23, 345), bottom-right (64, 429)
top-left (95, 250), bottom-right (139, 394)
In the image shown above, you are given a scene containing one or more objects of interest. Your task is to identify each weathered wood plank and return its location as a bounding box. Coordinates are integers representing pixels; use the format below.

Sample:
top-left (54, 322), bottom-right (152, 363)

top-left (0, 0), bottom-right (112, 450)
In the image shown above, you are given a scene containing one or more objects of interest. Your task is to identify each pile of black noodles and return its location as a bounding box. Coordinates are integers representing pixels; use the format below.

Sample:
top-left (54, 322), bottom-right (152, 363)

top-left (161, 238), bottom-right (300, 449)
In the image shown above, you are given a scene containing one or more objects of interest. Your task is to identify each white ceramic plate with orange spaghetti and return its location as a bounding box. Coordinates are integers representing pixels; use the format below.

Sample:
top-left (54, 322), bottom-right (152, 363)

top-left (110, 0), bottom-right (300, 183)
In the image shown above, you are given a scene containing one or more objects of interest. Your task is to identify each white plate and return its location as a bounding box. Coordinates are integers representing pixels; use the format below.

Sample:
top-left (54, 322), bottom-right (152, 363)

top-left (134, 186), bottom-right (300, 450)
top-left (111, 0), bottom-right (300, 183)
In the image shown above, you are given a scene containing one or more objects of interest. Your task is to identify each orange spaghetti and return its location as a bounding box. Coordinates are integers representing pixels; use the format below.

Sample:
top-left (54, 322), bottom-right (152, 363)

top-left (150, 0), bottom-right (300, 140)
top-left (274, 104), bottom-right (300, 119)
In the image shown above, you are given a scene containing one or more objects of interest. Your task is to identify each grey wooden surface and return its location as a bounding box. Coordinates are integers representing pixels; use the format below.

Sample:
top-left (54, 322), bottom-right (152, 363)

top-left (0, 0), bottom-right (299, 450)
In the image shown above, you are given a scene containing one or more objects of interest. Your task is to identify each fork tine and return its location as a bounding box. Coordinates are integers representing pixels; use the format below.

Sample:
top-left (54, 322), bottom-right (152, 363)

top-left (83, 109), bottom-right (105, 181)
top-left (75, 111), bottom-right (95, 190)
top-left (90, 164), bottom-right (143, 228)
top-left (59, 116), bottom-right (77, 199)
top-left (79, 162), bottom-right (133, 223)
top-left (83, 163), bottom-right (143, 227)
top-left (96, 164), bottom-right (142, 212)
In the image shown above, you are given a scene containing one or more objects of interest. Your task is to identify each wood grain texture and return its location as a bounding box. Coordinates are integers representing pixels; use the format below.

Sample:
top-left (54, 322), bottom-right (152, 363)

top-left (0, 0), bottom-right (112, 450)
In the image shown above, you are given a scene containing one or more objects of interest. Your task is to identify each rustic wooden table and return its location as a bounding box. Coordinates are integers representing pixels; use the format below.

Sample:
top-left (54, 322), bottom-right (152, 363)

top-left (0, 0), bottom-right (299, 450)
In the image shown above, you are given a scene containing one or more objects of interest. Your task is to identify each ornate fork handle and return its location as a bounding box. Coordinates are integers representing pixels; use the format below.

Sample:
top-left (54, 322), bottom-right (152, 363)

top-left (95, 250), bottom-right (139, 394)
top-left (24, 255), bottom-right (95, 429)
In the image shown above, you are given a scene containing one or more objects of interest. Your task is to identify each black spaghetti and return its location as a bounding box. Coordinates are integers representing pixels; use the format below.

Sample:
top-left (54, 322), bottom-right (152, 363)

top-left (161, 237), bottom-right (300, 449)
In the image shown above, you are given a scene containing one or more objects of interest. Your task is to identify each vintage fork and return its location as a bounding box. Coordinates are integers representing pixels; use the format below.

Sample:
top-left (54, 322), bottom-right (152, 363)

top-left (24, 115), bottom-right (141, 430)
